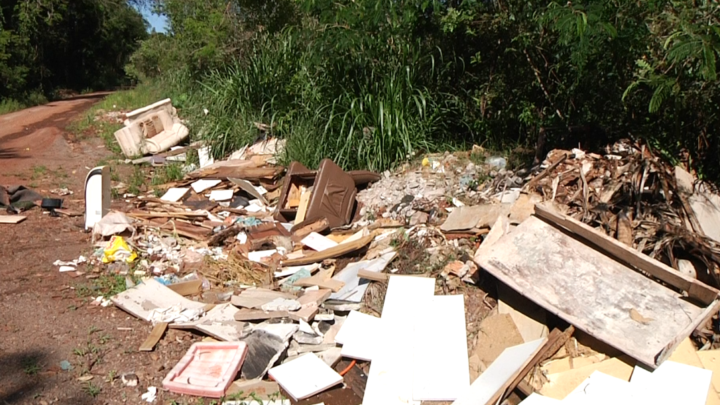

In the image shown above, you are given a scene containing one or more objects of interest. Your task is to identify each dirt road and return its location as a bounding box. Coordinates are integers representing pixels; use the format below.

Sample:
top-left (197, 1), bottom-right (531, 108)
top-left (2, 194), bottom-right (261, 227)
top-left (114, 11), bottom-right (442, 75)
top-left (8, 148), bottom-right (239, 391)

top-left (0, 97), bottom-right (202, 405)
top-left (0, 95), bottom-right (110, 185)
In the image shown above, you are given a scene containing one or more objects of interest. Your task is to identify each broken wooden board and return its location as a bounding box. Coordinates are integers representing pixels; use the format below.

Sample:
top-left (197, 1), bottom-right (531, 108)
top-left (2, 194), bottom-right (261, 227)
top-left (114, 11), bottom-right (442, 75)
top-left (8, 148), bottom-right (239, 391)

top-left (166, 279), bottom-right (202, 296)
top-left (294, 189), bottom-right (312, 224)
top-left (0, 215), bottom-right (26, 224)
top-left (293, 267), bottom-right (345, 292)
top-left (233, 308), bottom-right (290, 321)
top-left (289, 288), bottom-right (332, 322)
top-left (362, 276), bottom-right (436, 405)
top-left (539, 357), bottom-right (635, 400)
top-left (231, 289), bottom-right (297, 309)
top-left (534, 203), bottom-right (719, 306)
top-left (698, 350), bottom-right (720, 396)
top-left (171, 303), bottom-right (246, 341)
top-left (139, 322), bottom-right (168, 352)
top-left (441, 204), bottom-right (511, 232)
top-left (453, 338), bottom-right (547, 405)
top-left (477, 214), bottom-right (720, 368)
top-left (497, 283), bottom-right (549, 344)
top-left (412, 295), bottom-right (470, 401)
top-left (281, 234), bottom-right (375, 267)
top-left (329, 250), bottom-right (396, 302)
top-left (111, 278), bottom-right (206, 322)
top-left (473, 313), bottom-right (524, 366)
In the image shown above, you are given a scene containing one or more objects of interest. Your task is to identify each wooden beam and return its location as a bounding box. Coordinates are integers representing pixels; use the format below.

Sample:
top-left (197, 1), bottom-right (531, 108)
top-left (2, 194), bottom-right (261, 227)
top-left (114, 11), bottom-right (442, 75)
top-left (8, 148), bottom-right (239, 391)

top-left (281, 235), bottom-right (374, 266)
top-left (534, 203), bottom-right (719, 305)
top-left (504, 326), bottom-right (574, 400)
top-left (139, 322), bottom-right (168, 352)
top-left (358, 269), bottom-right (389, 282)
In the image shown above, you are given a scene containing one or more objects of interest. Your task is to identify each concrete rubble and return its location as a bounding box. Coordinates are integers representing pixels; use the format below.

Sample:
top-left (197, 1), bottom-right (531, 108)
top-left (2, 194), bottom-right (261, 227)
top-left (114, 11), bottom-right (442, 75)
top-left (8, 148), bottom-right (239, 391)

top-left (66, 122), bottom-right (720, 405)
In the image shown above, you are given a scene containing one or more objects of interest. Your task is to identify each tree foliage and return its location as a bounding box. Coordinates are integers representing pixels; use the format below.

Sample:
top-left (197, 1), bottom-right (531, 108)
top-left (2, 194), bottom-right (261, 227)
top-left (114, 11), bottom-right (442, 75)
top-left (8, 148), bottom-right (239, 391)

top-left (130, 0), bottom-right (720, 178)
top-left (0, 0), bottom-right (147, 101)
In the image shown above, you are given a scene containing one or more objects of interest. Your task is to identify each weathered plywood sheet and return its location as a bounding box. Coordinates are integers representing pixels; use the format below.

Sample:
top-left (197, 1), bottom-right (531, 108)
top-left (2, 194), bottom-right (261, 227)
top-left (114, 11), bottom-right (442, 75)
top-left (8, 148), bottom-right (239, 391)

top-left (111, 278), bottom-right (205, 322)
top-left (172, 303), bottom-right (247, 341)
top-left (477, 216), bottom-right (706, 367)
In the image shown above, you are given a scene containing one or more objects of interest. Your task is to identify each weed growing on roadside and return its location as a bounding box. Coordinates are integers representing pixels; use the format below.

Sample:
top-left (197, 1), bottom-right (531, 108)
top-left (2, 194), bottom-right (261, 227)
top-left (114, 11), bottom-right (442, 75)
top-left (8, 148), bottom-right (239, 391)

top-left (31, 165), bottom-right (47, 180)
top-left (22, 357), bottom-right (41, 376)
top-left (127, 167), bottom-right (146, 195)
top-left (82, 382), bottom-right (101, 398)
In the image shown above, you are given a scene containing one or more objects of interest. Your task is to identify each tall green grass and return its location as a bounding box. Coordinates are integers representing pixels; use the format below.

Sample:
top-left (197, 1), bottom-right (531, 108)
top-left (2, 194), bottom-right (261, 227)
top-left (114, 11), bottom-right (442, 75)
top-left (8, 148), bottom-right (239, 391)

top-left (187, 25), bottom-right (468, 171)
top-left (0, 99), bottom-right (25, 115)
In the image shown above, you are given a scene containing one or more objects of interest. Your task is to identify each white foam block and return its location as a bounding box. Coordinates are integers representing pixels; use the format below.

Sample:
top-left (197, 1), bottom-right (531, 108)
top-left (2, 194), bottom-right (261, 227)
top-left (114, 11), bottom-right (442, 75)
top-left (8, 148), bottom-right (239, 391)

top-left (412, 295), bottom-right (470, 400)
top-left (630, 361), bottom-right (712, 405)
top-left (209, 189), bottom-right (233, 201)
top-left (161, 187), bottom-right (189, 202)
top-left (335, 311), bottom-right (381, 361)
top-left (191, 179), bottom-right (221, 193)
top-left (329, 251), bottom-right (396, 302)
top-left (301, 232), bottom-right (338, 252)
top-left (362, 276), bottom-right (436, 405)
top-left (268, 353), bottom-right (343, 401)
top-left (519, 393), bottom-right (561, 404)
top-left (452, 338), bottom-right (546, 405)
top-left (563, 371), bottom-right (638, 405)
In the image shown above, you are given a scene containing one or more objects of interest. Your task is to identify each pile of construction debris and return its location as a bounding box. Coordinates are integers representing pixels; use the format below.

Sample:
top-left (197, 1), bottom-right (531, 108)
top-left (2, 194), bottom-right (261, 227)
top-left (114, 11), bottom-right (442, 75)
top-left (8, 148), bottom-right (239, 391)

top-left (59, 100), bottom-right (720, 404)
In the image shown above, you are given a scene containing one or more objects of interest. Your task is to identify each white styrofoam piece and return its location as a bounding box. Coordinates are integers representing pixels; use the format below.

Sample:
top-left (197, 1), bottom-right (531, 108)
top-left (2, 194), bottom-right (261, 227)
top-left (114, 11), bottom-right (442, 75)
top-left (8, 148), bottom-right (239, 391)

top-left (248, 249), bottom-right (277, 263)
top-left (452, 338), bottom-right (546, 405)
top-left (562, 371), bottom-right (638, 405)
top-left (412, 295), bottom-right (470, 400)
top-left (629, 365), bottom-right (653, 385)
top-left (301, 232), bottom-right (339, 252)
top-left (191, 179), bottom-right (221, 193)
top-left (335, 311), bottom-right (381, 361)
top-left (198, 146), bottom-right (214, 168)
top-left (209, 189), bottom-right (233, 201)
top-left (268, 353), bottom-right (343, 401)
top-left (519, 393), bottom-right (561, 404)
top-left (329, 251), bottom-right (397, 302)
top-left (362, 276), bottom-right (436, 405)
top-left (629, 361), bottom-right (712, 405)
top-left (160, 187), bottom-right (189, 202)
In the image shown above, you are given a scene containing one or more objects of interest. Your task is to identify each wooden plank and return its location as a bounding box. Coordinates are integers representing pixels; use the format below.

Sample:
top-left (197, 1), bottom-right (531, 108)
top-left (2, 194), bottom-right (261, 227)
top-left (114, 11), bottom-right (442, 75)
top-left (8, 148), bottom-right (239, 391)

top-left (477, 214), bottom-right (714, 368)
top-left (412, 295), bottom-right (470, 401)
top-left (293, 267), bottom-right (345, 292)
top-left (291, 217), bottom-right (330, 242)
top-left (139, 322), bottom-right (168, 352)
top-left (170, 303), bottom-right (246, 341)
top-left (358, 269), bottom-right (389, 282)
top-left (282, 234), bottom-right (375, 266)
top-left (453, 338), bottom-right (547, 405)
top-left (111, 278), bottom-right (206, 322)
top-left (294, 189), bottom-right (312, 224)
top-left (166, 280), bottom-right (202, 296)
top-left (0, 215), bottom-right (26, 224)
top-left (504, 327), bottom-right (573, 400)
top-left (231, 288), bottom-right (297, 309)
top-left (362, 276), bottom-right (436, 405)
top-left (534, 203), bottom-right (719, 305)
top-left (233, 308), bottom-right (289, 321)
top-left (539, 357), bottom-right (635, 400)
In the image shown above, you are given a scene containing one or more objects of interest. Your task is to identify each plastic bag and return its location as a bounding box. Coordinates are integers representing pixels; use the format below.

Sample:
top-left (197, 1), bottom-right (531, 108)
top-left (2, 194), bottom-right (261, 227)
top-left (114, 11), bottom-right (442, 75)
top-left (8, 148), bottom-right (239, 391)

top-left (102, 236), bottom-right (137, 263)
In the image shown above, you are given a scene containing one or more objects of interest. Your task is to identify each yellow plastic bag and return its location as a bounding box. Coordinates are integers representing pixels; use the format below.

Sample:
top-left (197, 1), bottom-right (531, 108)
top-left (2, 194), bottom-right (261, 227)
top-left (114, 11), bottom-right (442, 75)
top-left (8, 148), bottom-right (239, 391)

top-left (102, 236), bottom-right (137, 263)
